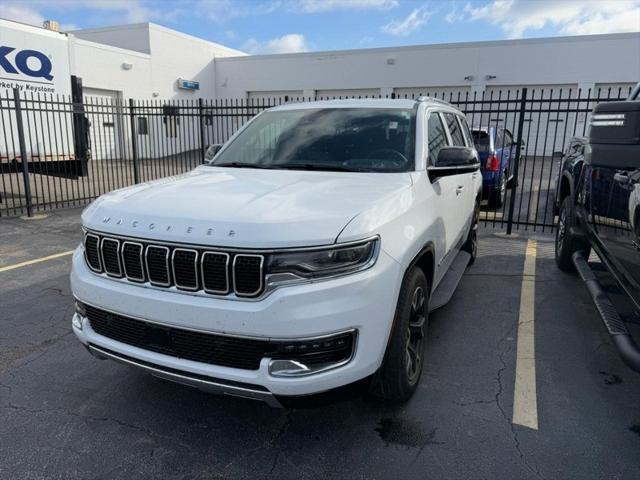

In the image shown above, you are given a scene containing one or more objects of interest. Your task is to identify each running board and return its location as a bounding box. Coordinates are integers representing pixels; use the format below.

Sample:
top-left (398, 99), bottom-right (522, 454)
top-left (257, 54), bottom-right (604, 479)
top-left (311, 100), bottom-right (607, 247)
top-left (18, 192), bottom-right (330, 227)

top-left (429, 251), bottom-right (470, 312)
top-left (572, 252), bottom-right (640, 373)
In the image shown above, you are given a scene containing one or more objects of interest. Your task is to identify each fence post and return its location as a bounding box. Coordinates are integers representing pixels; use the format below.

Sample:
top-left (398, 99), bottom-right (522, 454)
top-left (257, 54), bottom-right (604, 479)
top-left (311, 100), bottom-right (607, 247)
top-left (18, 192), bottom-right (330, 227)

top-left (506, 87), bottom-right (527, 235)
top-left (13, 88), bottom-right (33, 217)
top-left (128, 98), bottom-right (140, 184)
top-left (198, 98), bottom-right (206, 162)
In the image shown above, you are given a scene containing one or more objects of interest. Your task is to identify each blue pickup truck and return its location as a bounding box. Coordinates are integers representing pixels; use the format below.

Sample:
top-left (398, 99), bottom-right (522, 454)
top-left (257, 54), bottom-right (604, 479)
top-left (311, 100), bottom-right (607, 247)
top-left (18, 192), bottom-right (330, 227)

top-left (555, 82), bottom-right (640, 373)
top-left (472, 127), bottom-right (517, 208)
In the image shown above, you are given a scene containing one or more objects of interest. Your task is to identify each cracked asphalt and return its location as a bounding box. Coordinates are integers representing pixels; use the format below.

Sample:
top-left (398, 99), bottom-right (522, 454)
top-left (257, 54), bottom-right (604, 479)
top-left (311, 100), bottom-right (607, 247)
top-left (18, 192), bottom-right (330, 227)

top-left (2, 208), bottom-right (640, 480)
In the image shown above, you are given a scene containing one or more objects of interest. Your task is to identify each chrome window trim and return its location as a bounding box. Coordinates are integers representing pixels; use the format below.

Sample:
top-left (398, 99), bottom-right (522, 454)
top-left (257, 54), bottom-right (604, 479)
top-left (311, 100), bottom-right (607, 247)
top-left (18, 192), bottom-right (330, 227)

top-left (121, 241), bottom-right (145, 283)
top-left (172, 248), bottom-right (199, 292)
top-left (145, 245), bottom-right (171, 287)
top-left (201, 251), bottom-right (230, 295)
top-left (100, 237), bottom-right (122, 278)
top-left (83, 233), bottom-right (102, 273)
top-left (233, 254), bottom-right (264, 297)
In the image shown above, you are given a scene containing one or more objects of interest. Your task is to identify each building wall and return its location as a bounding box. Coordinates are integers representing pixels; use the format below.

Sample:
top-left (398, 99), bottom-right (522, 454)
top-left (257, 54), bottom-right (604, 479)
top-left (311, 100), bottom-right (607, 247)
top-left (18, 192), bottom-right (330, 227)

top-left (214, 33), bottom-right (640, 99)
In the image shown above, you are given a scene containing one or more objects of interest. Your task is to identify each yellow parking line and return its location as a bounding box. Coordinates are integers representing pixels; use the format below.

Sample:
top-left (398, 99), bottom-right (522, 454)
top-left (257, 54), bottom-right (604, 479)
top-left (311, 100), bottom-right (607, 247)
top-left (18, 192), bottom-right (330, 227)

top-left (512, 239), bottom-right (538, 430)
top-left (0, 250), bottom-right (74, 273)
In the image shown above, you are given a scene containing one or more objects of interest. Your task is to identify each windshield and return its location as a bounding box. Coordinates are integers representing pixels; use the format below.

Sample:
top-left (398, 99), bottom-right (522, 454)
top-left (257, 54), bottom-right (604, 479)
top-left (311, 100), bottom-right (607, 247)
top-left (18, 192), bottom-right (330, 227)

top-left (211, 108), bottom-right (416, 172)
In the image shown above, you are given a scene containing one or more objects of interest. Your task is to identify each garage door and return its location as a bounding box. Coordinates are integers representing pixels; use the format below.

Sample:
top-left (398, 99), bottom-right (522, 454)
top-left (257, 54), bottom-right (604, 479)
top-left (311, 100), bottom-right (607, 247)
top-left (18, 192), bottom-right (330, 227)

top-left (83, 88), bottom-right (124, 161)
top-left (315, 88), bottom-right (380, 99)
top-left (394, 86), bottom-right (471, 102)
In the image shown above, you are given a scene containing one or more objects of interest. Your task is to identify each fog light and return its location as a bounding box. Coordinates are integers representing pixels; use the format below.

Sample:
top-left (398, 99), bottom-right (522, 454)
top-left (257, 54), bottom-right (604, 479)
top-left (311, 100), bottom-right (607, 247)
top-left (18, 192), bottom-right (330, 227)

top-left (268, 359), bottom-right (311, 376)
top-left (267, 330), bottom-right (356, 377)
top-left (73, 300), bottom-right (86, 330)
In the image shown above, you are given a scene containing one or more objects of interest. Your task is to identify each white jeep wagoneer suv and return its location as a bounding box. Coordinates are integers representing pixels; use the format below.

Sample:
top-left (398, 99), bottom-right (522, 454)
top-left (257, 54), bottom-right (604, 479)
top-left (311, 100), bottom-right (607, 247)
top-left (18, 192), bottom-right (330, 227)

top-left (71, 98), bottom-right (482, 406)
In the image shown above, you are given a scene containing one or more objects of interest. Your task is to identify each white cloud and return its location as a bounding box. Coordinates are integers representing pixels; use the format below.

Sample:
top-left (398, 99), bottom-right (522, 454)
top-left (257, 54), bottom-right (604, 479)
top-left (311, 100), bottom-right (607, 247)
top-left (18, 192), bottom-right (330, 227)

top-left (242, 33), bottom-right (308, 54)
top-left (300, 0), bottom-right (398, 13)
top-left (381, 6), bottom-right (433, 36)
top-left (463, 0), bottom-right (640, 38)
top-left (0, 3), bottom-right (45, 26)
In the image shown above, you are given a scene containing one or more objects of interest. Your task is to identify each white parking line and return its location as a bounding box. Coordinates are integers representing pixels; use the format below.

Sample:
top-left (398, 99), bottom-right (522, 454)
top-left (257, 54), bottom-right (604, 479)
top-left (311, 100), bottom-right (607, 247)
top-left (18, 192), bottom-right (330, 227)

top-left (512, 239), bottom-right (539, 430)
top-left (0, 250), bottom-right (74, 273)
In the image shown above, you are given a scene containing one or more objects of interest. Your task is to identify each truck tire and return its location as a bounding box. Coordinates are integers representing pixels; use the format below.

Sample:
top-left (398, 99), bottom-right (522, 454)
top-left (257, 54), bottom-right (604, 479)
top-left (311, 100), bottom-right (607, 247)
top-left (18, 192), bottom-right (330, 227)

top-left (555, 196), bottom-right (590, 272)
top-left (370, 266), bottom-right (429, 402)
top-left (462, 200), bottom-right (479, 264)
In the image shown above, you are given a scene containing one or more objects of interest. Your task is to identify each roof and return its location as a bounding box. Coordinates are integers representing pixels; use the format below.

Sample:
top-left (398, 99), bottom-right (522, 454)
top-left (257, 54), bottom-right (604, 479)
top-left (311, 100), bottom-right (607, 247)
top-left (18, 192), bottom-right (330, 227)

top-left (268, 97), bottom-right (451, 111)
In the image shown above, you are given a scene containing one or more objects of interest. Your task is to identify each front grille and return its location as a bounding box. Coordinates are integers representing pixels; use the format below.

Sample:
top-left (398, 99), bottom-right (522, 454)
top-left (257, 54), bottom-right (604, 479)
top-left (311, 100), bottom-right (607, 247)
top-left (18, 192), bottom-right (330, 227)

top-left (84, 304), bottom-right (355, 371)
top-left (84, 231), bottom-right (264, 298)
top-left (234, 255), bottom-right (263, 296)
top-left (122, 242), bottom-right (144, 282)
top-left (84, 234), bottom-right (101, 271)
top-left (101, 238), bottom-right (122, 277)
top-left (146, 246), bottom-right (170, 286)
top-left (172, 249), bottom-right (198, 290)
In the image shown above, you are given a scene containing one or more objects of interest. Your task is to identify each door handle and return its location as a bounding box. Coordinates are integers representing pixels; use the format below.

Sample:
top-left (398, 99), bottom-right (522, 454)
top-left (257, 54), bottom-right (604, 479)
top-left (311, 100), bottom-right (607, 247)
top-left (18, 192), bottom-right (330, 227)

top-left (456, 186), bottom-right (464, 195)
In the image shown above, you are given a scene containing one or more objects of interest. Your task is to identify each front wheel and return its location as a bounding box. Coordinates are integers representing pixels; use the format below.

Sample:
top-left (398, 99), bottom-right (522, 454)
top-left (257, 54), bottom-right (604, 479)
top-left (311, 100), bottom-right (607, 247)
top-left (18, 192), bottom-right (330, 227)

top-left (370, 267), bottom-right (429, 402)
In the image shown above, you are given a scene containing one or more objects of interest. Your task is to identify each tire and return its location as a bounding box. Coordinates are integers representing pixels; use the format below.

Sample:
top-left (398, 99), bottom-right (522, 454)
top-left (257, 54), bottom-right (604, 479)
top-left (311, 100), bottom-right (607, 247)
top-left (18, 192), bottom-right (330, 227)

top-left (370, 267), bottom-right (429, 402)
top-left (462, 200), bottom-right (479, 265)
top-left (489, 173), bottom-right (506, 209)
top-left (555, 196), bottom-right (590, 272)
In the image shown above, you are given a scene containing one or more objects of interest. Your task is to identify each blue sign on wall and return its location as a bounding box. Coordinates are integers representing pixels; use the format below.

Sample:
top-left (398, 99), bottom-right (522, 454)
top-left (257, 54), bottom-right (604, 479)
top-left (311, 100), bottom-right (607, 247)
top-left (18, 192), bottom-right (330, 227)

top-left (177, 78), bottom-right (199, 91)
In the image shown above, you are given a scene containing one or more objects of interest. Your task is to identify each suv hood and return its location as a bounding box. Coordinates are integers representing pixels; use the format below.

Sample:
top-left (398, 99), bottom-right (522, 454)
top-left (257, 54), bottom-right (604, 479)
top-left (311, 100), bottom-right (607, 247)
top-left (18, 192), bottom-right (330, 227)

top-left (82, 166), bottom-right (413, 248)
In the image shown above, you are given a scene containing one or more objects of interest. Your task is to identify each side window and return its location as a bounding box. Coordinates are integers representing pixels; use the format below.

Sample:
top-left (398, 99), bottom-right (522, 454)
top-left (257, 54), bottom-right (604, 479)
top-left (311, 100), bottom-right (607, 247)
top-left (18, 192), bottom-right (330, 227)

top-left (427, 112), bottom-right (449, 165)
top-left (503, 129), bottom-right (514, 147)
top-left (458, 116), bottom-right (473, 147)
top-left (444, 112), bottom-right (466, 147)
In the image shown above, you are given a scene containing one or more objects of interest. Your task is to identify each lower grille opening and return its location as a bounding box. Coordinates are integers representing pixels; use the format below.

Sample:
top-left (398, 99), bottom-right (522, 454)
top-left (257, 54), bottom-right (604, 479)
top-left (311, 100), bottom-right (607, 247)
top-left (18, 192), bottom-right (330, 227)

top-left (84, 305), bottom-right (356, 372)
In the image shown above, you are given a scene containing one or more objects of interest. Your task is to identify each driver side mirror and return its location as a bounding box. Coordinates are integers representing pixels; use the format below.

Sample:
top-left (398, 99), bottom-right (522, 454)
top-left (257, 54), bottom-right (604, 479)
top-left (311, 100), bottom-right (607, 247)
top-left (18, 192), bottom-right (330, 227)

top-left (204, 144), bottom-right (222, 162)
top-left (428, 146), bottom-right (480, 179)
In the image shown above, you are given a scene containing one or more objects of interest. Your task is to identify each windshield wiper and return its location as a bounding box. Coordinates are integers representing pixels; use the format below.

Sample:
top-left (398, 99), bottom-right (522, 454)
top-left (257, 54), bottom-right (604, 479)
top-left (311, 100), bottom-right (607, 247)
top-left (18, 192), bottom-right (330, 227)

top-left (213, 162), bottom-right (274, 169)
top-left (276, 163), bottom-right (360, 172)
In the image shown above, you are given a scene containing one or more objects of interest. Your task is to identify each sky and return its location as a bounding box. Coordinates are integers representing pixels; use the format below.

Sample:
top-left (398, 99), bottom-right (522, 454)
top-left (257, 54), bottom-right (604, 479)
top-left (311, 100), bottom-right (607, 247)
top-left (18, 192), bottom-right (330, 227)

top-left (1, 0), bottom-right (639, 54)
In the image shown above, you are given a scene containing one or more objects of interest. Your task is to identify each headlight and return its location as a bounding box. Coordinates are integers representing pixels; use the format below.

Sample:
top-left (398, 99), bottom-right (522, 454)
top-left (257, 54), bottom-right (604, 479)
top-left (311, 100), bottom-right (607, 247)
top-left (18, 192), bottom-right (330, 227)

top-left (266, 238), bottom-right (379, 282)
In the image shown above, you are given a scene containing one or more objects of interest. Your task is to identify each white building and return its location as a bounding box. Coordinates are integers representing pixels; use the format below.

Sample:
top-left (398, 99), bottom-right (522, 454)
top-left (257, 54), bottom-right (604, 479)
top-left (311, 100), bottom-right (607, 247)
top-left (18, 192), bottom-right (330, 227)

top-left (1, 18), bottom-right (639, 162)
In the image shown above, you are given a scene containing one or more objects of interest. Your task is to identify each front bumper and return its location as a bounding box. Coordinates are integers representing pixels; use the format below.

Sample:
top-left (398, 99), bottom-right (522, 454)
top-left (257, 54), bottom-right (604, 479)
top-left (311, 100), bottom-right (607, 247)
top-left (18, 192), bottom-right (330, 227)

top-left (70, 246), bottom-right (403, 398)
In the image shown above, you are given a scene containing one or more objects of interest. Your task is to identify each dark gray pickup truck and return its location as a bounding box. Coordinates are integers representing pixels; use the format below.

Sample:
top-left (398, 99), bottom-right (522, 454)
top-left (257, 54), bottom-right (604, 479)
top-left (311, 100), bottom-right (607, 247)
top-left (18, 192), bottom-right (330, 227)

top-left (555, 81), bottom-right (640, 373)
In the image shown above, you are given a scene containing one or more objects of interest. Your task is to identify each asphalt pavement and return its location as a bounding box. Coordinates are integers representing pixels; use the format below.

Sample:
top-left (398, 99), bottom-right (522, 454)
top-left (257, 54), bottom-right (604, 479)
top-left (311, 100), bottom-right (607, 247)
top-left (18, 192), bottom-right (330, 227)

top-left (1, 208), bottom-right (640, 480)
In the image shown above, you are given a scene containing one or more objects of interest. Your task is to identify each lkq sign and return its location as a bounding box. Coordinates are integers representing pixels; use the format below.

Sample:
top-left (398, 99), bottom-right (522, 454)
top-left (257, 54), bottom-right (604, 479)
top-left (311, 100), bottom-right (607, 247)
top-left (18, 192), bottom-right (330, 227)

top-left (0, 19), bottom-right (71, 95)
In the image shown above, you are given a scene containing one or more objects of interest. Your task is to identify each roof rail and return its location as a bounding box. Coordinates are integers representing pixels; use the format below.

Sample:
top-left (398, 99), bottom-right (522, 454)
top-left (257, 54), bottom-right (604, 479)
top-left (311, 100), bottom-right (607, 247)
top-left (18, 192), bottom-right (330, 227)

top-left (416, 96), bottom-right (453, 106)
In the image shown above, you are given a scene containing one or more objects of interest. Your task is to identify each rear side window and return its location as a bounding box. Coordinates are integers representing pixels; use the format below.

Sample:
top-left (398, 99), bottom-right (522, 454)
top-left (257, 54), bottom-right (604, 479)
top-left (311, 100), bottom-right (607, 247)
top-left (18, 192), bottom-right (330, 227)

top-left (458, 116), bottom-right (473, 147)
top-left (427, 112), bottom-right (449, 165)
top-left (444, 113), bottom-right (466, 146)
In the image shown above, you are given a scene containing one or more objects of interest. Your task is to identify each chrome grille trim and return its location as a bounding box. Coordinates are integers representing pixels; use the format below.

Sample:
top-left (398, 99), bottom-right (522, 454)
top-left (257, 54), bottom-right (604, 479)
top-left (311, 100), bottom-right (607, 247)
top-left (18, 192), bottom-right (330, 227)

top-left (233, 254), bottom-right (264, 297)
top-left (100, 238), bottom-right (122, 278)
top-left (145, 245), bottom-right (171, 287)
top-left (200, 251), bottom-right (230, 295)
top-left (172, 248), bottom-right (199, 291)
top-left (83, 233), bottom-right (102, 273)
top-left (121, 241), bottom-right (145, 282)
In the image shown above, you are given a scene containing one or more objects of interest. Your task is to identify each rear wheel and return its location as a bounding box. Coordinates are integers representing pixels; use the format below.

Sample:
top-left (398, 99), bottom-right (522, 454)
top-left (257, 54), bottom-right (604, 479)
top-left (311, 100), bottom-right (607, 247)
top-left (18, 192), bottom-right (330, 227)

top-left (370, 267), bottom-right (429, 402)
top-left (489, 174), bottom-right (506, 209)
top-left (462, 200), bottom-right (479, 264)
top-left (555, 196), bottom-right (590, 272)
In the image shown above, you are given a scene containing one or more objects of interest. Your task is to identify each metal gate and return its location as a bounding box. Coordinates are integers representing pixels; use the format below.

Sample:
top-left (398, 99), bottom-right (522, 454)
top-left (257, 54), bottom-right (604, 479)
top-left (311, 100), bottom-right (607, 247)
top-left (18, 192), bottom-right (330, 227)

top-left (0, 86), bottom-right (633, 230)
